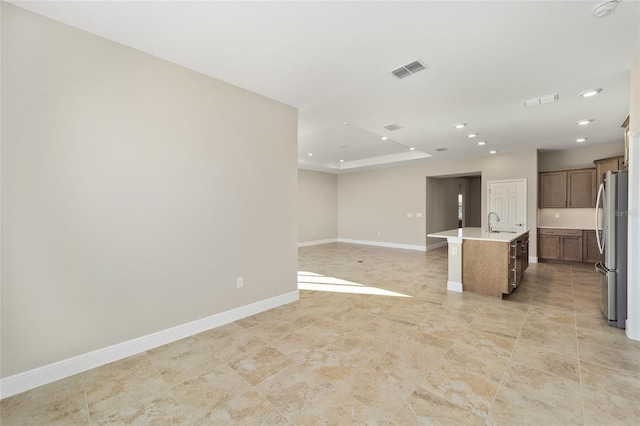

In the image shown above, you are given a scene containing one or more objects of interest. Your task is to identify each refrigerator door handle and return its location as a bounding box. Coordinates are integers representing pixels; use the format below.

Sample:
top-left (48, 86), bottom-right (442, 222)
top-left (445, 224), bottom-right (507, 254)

top-left (595, 261), bottom-right (610, 275)
top-left (595, 182), bottom-right (605, 254)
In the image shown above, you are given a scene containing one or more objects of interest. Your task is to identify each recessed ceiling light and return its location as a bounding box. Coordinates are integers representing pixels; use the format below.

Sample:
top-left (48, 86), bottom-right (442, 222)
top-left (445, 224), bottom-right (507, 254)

top-left (576, 138), bottom-right (588, 143)
top-left (307, 152), bottom-right (314, 157)
top-left (580, 88), bottom-right (603, 98)
top-left (381, 136), bottom-right (388, 141)
top-left (339, 159), bottom-right (345, 163)
top-left (490, 150), bottom-right (497, 154)
top-left (593, 1), bottom-right (619, 18)
top-left (455, 123), bottom-right (467, 129)
top-left (477, 141), bottom-right (486, 146)
top-left (577, 119), bottom-right (593, 125)
top-left (468, 133), bottom-right (478, 138)
top-left (409, 147), bottom-right (416, 151)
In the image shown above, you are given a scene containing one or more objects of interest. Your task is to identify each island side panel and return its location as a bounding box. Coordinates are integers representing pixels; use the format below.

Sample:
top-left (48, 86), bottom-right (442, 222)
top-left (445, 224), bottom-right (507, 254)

top-left (447, 237), bottom-right (463, 292)
top-left (462, 240), bottom-right (509, 297)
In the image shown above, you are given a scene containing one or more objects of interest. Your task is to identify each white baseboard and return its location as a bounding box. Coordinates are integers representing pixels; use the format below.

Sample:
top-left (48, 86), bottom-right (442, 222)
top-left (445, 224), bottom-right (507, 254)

top-left (337, 238), bottom-right (426, 252)
top-left (529, 256), bottom-right (539, 263)
top-left (297, 238), bottom-right (338, 247)
top-left (427, 241), bottom-right (448, 251)
top-left (447, 281), bottom-right (463, 292)
top-left (0, 290), bottom-right (299, 400)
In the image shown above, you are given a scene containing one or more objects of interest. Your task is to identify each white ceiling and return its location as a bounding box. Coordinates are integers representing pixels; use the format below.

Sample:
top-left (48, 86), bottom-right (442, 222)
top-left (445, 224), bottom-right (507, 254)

top-left (11, 1), bottom-right (640, 173)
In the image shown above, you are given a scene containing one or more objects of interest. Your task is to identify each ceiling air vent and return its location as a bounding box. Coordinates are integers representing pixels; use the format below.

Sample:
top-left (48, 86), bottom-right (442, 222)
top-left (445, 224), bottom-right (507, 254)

top-left (434, 147), bottom-right (448, 152)
top-left (523, 93), bottom-right (559, 107)
top-left (383, 123), bottom-right (403, 131)
top-left (391, 60), bottom-right (427, 79)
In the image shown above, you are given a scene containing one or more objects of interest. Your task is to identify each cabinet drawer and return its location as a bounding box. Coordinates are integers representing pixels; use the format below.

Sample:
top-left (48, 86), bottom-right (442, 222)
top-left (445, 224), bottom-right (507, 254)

top-left (538, 228), bottom-right (582, 237)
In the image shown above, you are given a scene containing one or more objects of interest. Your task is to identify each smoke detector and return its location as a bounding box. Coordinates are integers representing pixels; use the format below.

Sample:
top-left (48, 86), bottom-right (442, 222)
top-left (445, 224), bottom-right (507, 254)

top-left (593, 1), bottom-right (619, 18)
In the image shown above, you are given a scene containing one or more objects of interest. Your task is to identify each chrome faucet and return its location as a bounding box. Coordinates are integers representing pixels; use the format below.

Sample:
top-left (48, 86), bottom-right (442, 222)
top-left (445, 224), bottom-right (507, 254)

top-left (487, 211), bottom-right (501, 233)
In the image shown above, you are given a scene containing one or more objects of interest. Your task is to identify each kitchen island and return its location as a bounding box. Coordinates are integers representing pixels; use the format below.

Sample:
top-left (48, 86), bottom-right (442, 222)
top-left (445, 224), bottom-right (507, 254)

top-left (427, 227), bottom-right (530, 297)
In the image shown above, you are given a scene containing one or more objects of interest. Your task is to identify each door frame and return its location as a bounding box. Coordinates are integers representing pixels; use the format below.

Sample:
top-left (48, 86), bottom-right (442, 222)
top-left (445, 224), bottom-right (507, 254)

top-left (487, 178), bottom-right (528, 230)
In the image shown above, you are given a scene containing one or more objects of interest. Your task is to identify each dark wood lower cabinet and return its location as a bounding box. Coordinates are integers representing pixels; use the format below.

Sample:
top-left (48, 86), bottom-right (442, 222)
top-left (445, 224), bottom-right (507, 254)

top-left (582, 230), bottom-right (603, 263)
top-left (539, 235), bottom-right (561, 260)
top-left (538, 228), bottom-right (587, 263)
top-left (559, 236), bottom-right (583, 262)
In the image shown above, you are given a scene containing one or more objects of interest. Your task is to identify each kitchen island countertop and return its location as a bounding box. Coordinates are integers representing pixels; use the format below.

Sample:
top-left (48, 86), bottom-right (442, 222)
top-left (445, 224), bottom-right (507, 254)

top-left (428, 227), bottom-right (529, 242)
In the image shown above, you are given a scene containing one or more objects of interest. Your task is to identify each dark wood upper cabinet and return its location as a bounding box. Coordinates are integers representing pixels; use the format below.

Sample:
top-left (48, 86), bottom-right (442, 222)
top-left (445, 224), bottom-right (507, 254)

top-left (594, 156), bottom-right (624, 189)
top-left (567, 169), bottom-right (596, 208)
top-left (539, 168), bottom-right (595, 208)
top-left (539, 171), bottom-right (567, 208)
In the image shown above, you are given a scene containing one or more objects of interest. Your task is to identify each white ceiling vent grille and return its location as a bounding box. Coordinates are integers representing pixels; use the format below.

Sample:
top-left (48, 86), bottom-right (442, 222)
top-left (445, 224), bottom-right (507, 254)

top-left (434, 147), bottom-right (448, 152)
top-left (523, 93), bottom-right (559, 107)
top-left (383, 123), bottom-right (403, 131)
top-left (391, 60), bottom-right (427, 79)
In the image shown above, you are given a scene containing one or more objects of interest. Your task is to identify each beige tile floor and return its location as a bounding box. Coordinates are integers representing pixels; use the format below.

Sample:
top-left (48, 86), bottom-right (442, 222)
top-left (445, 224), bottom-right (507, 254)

top-left (2, 243), bottom-right (640, 425)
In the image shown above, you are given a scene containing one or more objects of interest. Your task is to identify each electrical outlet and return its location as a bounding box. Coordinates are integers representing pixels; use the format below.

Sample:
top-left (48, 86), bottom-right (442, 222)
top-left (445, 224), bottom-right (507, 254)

top-left (237, 277), bottom-right (244, 288)
top-left (416, 213), bottom-right (423, 217)
top-left (377, 231), bottom-right (381, 236)
top-left (554, 213), bottom-right (560, 219)
top-left (452, 247), bottom-right (458, 255)
top-left (312, 231), bottom-right (315, 236)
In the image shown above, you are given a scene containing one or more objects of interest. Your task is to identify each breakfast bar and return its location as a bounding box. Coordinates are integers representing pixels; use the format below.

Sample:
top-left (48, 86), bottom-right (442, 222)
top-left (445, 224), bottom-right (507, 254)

top-left (427, 227), bottom-right (530, 297)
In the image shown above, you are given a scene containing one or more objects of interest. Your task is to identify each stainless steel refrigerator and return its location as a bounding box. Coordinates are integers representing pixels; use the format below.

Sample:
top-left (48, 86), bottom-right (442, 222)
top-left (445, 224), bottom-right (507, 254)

top-left (595, 170), bottom-right (628, 328)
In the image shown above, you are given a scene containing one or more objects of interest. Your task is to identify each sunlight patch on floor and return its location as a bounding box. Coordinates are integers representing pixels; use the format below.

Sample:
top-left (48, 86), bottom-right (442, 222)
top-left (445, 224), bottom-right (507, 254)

top-left (297, 271), bottom-right (411, 298)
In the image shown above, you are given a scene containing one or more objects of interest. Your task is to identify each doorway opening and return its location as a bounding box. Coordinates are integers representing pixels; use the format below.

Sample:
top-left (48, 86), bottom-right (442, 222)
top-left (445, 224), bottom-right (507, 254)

top-left (425, 173), bottom-right (482, 242)
top-left (458, 192), bottom-right (463, 228)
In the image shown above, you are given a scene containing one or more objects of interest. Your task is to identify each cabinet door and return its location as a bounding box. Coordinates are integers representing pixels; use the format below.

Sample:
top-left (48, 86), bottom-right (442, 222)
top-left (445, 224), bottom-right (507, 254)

top-left (560, 236), bottom-right (583, 262)
top-left (539, 172), bottom-right (567, 208)
top-left (595, 157), bottom-right (622, 188)
top-left (538, 235), bottom-right (560, 260)
top-left (567, 169), bottom-right (596, 208)
top-left (582, 230), bottom-right (603, 263)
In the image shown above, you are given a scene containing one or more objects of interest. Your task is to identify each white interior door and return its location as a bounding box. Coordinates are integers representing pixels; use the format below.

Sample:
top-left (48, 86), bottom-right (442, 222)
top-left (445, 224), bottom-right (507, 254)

top-left (488, 179), bottom-right (527, 231)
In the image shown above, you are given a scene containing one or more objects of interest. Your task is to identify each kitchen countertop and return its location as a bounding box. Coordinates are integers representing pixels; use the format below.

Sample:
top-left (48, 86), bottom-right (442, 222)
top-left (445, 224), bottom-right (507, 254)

top-left (537, 226), bottom-right (596, 230)
top-left (427, 227), bottom-right (530, 242)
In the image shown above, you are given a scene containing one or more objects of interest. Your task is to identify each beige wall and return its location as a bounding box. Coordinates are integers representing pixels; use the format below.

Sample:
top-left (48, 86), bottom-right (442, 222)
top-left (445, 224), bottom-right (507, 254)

top-left (337, 150), bottom-right (538, 254)
top-left (1, 4), bottom-right (298, 377)
top-left (538, 209), bottom-right (596, 230)
top-left (538, 142), bottom-right (624, 171)
top-left (298, 170), bottom-right (338, 243)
